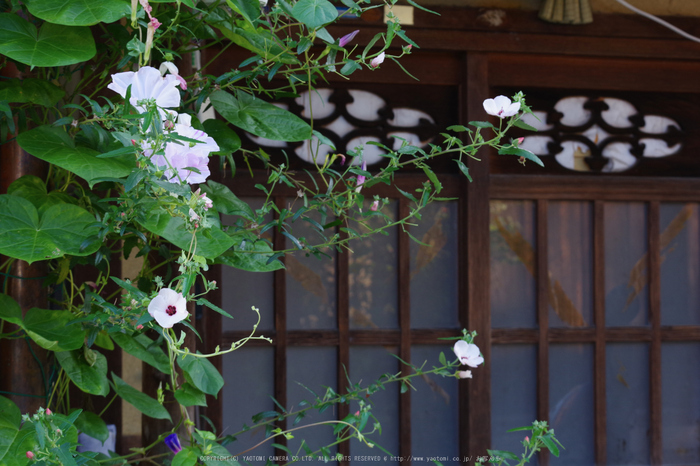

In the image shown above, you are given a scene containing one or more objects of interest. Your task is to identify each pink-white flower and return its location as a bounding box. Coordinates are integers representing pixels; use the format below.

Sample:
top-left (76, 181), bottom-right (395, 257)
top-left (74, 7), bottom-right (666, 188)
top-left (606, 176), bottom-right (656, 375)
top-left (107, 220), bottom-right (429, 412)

top-left (189, 208), bottom-right (200, 222)
top-left (355, 160), bottom-right (367, 193)
top-left (453, 340), bottom-right (484, 368)
top-left (108, 66), bottom-right (181, 118)
top-left (370, 200), bottom-right (379, 211)
top-left (147, 288), bottom-right (188, 328)
top-left (483, 95), bottom-right (520, 119)
top-left (145, 114), bottom-right (218, 184)
top-left (370, 52), bottom-right (385, 68)
top-left (159, 62), bottom-right (187, 90)
top-left (339, 30), bottom-right (359, 47)
top-left (201, 193), bottom-right (213, 210)
top-left (458, 370), bottom-right (472, 379)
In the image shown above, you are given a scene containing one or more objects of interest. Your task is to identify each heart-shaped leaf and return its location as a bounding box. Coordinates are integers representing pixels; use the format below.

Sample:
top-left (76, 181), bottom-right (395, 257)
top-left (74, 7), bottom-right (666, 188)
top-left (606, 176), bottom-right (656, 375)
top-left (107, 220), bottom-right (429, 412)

top-left (291, 0), bottom-right (338, 29)
top-left (25, 0), bottom-right (130, 26)
top-left (112, 333), bottom-right (171, 375)
top-left (56, 350), bottom-right (110, 396)
top-left (210, 90), bottom-right (312, 142)
top-left (0, 14), bottom-right (95, 67)
top-left (0, 78), bottom-right (64, 107)
top-left (174, 383), bottom-right (208, 407)
top-left (177, 353), bottom-right (224, 396)
top-left (0, 294), bottom-right (22, 326)
top-left (137, 206), bottom-right (235, 259)
top-left (73, 410), bottom-right (110, 445)
top-left (23, 308), bottom-right (85, 352)
top-left (17, 126), bottom-right (134, 188)
top-left (0, 195), bottom-right (100, 264)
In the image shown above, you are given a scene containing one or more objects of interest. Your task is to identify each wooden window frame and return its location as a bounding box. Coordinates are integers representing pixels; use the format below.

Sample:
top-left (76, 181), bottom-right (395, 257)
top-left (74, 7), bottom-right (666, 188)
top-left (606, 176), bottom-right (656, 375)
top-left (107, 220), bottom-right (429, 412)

top-left (195, 6), bottom-right (700, 463)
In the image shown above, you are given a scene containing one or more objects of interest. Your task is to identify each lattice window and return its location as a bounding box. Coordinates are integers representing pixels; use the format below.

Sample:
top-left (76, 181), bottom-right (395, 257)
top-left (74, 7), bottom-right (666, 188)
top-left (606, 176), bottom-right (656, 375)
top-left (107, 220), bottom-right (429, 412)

top-left (518, 96), bottom-right (683, 173)
top-left (246, 88), bottom-right (438, 166)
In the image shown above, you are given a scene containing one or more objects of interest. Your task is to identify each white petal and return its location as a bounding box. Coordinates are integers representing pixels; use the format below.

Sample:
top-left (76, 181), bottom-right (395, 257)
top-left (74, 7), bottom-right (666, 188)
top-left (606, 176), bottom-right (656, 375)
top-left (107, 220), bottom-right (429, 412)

top-left (458, 370), bottom-right (472, 379)
top-left (177, 113), bottom-right (192, 127)
top-left (502, 101), bottom-right (521, 117)
top-left (159, 61), bottom-right (179, 76)
top-left (493, 95), bottom-right (512, 109)
top-left (482, 98), bottom-right (499, 116)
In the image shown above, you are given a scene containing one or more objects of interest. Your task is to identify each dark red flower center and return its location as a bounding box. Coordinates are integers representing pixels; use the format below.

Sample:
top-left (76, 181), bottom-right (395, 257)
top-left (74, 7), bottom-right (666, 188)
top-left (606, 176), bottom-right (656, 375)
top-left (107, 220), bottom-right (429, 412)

top-left (166, 305), bottom-right (177, 316)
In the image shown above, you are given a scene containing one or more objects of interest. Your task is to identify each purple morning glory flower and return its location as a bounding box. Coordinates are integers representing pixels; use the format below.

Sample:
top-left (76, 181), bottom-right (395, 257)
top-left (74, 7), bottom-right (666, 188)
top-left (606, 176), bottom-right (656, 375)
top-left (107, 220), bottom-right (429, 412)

top-left (164, 433), bottom-right (182, 454)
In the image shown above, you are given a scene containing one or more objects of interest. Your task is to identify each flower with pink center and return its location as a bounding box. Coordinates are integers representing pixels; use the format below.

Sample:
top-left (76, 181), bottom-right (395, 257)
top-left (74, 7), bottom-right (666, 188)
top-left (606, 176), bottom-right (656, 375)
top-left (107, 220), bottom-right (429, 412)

top-left (453, 340), bottom-right (484, 368)
top-left (483, 95), bottom-right (520, 119)
top-left (370, 52), bottom-right (385, 68)
top-left (147, 288), bottom-right (188, 328)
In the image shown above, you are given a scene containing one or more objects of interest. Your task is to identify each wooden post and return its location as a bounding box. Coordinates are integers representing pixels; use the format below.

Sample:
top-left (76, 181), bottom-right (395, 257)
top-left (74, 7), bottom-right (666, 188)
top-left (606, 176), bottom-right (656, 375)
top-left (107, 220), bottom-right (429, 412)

top-left (0, 64), bottom-right (50, 415)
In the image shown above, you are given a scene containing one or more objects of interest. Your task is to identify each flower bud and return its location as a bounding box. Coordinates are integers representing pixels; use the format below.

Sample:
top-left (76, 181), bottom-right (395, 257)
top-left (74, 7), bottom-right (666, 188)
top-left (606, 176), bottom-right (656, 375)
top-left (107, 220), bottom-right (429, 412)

top-left (26, 451), bottom-right (35, 459)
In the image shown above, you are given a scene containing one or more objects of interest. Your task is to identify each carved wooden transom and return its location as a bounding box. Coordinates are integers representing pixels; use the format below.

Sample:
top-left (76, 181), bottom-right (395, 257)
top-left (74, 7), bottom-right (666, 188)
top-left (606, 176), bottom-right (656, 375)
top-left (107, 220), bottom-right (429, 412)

top-left (246, 88), bottom-right (438, 166)
top-left (519, 96), bottom-right (683, 173)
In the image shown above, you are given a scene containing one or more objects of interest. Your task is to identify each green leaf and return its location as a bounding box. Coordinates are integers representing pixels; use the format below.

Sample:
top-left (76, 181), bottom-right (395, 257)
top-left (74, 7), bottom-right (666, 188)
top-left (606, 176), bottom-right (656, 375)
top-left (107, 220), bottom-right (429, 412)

top-left (0, 294), bottom-right (22, 326)
top-left (0, 13), bottom-right (96, 67)
top-left (137, 206), bottom-right (235, 259)
top-left (340, 60), bottom-right (361, 76)
top-left (540, 435), bottom-right (560, 457)
top-left (52, 442), bottom-right (78, 466)
top-left (0, 397), bottom-right (20, 431)
top-left (173, 447), bottom-right (200, 466)
top-left (8, 175), bottom-right (77, 215)
top-left (0, 78), bottom-right (64, 107)
top-left (512, 119), bottom-right (538, 132)
top-left (210, 90), bottom-right (312, 142)
top-left (73, 411), bottom-right (109, 445)
top-left (212, 23), bottom-right (296, 64)
top-left (202, 120), bottom-right (241, 154)
top-left (200, 181), bottom-right (253, 218)
top-left (112, 373), bottom-right (172, 421)
top-left (455, 159), bottom-right (473, 182)
top-left (0, 195), bottom-right (100, 264)
top-left (56, 350), bottom-right (109, 396)
top-left (17, 126), bottom-right (134, 187)
top-left (24, 308), bottom-right (85, 352)
top-left (291, 0), bottom-right (338, 29)
top-left (225, 0), bottom-right (261, 27)
top-left (497, 146), bottom-right (544, 167)
top-left (215, 236), bottom-right (284, 272)
top-left (469, 120), bottom-right (495, 129)
top-left (174, 382), bottom-right (208, 407)
top-left (25, 0), bottom-right (130, 26)
top-left (177, 353), bottom-right (224, 396)
top-left (421, 165), bottom-right (442, 194)
top-left (112, 333), bottom-right (171, 375)
top-left (202, 442), bottom-right (241, 466)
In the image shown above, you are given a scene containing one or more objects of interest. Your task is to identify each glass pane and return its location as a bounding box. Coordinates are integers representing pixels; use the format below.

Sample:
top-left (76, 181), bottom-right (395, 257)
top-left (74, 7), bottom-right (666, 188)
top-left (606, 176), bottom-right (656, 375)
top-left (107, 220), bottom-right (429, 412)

top-left (410, 346), bottom-right (459, 459)
top-left (222, 347), bottom-right (275, 458)
top-left (606, 343), bottom-right (650, 464)
top-left (605, 202), bottom-right (649, 327)
top-left (549, 344), bottom-right (594, 465)
top-left (286, 207), bottom-right (337, 330)
top-left (349, 201), bottom-right (399, 330)
top-left (662, 342), bottom-right (700, 464)
top-left (287, 347), bottom-right (337, 460)
top-left (660, 203), bottom-right (700, 326)
top-left (410, 202), bottom-right (459, 329)
top-left (222, 198), bottom-right (275, 331)
top-left (490, 201), bottom-right (537, 328)
top-left (548, 202), bottom-right (593, 328)
top-left (349, 346), bottom-right (399, 463)
top-left (491, 344), bottom-right (538, 462)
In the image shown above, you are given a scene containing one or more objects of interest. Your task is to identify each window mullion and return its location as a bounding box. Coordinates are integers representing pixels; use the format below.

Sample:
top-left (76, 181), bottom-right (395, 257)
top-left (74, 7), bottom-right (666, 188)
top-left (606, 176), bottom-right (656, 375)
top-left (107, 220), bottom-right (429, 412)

top-left (398, 197), bottom-right (412, 462)
top-left (648, 201), bottom-right (662, 465)
top-left (594, 201), bottom-right (607, 464)
top-left (337, 229), bottom-right (350, 464)
top-left (537, 198), bottom-right (550, 466)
